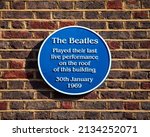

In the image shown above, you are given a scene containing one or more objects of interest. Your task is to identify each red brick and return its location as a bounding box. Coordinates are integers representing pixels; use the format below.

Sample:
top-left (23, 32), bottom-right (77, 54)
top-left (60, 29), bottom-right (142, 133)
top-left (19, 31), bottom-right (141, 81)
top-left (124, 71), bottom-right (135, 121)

top-left (59, 21), bottom-right (75, 28)
top-left (107, 0), bottom-right (122, 9)
top-left (61, 102), bottom-right (73, 109)
top-left (141, 82), bottom-right (150, 89)
top-left (2, 31), bottom-right (32, 39)
top-left (2, 71), bottom-right (33, 79)
top-left (12, 21), bottom-right (24, 29)
top-left (133, 11), bottom-right (148, 19)
top-left (124, 102), bottom-right (139, 110)
top-left (84, 92), bottom-right (99, 99)
top-left (0, 102), bottom-right (7, 110)
top-left (27, 21), bottom-right (57, 29)
top-left (107, 41), bottom-right (120, 49)
top-left (33, 32), bottom-right (49, 39)
top-left (10, 60), bottom-right (24, 69)
top-left (11, 1), bottom-right (25, 9)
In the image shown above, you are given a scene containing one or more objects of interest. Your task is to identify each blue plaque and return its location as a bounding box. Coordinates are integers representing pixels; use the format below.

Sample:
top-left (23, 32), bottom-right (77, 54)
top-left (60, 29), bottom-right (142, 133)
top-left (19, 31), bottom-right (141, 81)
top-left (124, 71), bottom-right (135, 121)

top-left (38, 26), bottom-right (111, 95)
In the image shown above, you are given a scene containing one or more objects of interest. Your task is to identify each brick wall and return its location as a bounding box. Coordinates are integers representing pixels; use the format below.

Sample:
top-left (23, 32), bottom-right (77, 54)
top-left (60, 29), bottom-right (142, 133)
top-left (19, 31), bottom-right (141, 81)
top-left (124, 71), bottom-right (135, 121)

top-left (0, 0), bottom-right (150, 120)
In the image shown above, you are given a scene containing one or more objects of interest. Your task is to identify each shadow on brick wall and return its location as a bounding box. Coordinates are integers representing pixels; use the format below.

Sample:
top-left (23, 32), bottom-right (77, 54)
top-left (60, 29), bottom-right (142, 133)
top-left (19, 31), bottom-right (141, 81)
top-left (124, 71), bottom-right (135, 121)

top-left (25, 40), bottom-right (85, 100)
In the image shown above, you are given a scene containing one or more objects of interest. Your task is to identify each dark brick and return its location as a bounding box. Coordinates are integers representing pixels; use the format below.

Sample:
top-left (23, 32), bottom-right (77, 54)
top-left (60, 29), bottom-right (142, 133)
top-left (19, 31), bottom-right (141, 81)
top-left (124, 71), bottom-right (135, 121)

top-left (123, 112), bottom-right (135, 120)
top-left (58, 1), bottom-right (73, 9)
top-left (26, 101), bottom-right (57, 110)
top-left (140, 41), bottom-right (150, 48)
top-left (101, 91), bottom-right (131, 99)
top-left (85, 112), bottom-right (100, 119)
top-left (27, 21), bottom-right (57, 29)
top-left (111, 61), bottom-right (121, 68)
top-left (0, 2), bottom-right (6, 9)
top-left (122, 41), bottom-right (139, 49)
top-left (132, 31), bottom-right (147, 39)
top-left (75, 1), bottom-right (105, 9)
top-left (102, 11), bottom-right (131, 19)
top-left (33, 32), bottom-right (49, 39)
top-left (108, 71), bottom-right (130, 79)
top-left (0, 81), bottom-right (7, 89)
top-left (132, 11), bottom-right (148, 19)
top-left (9, 81), bottom-right (24, 89)
top-left (11, 1), bottom-right (25, 9)
top-left (132, 51), bottom-right (148, 59)
top-left (25, 61), bottom-right (37, 69)
top-left (111, 51), bottom-right (130, 58)
top-left (60, 101), bottom-right (73, 109)
top-left (101, 112), bottom-right (123, 120)
top-left (53, 11), bottom-right (83, 19)
top-left (124, 102), bottom-right (139, 110)
top-left (107, 0), bottom-right (122, 9)
top-left (36, 91), bottom-right (51, 99)
top-left (124, 81), bottom-right (139, 89)
top-left (2, 71), bottom-right (33, 79)
top-left (132, 72), bottom-right (148, 79)
top-left (0, 20), bottom-right (9, 29)
top-left (142, 0), bottom-right (150, 8)
top-left (85, 11), bottom-right (100, 19)
top-left (2, 31), bottom-right (32, 39)
top-left (12, 21), bottom-right (24, 29)
top-left (107, 81), bottom-right (122, 88)
top-left (3, 11), bottom-right (33, 19)
top-left (125, 0), bottom-right (140, 9)
top-left (141, 102), bottom-right (150, 110)
top-left (121, 61), bottom-right (138, 68)
top-left (10, 102), bottom-right (24, 110)
top-left (0, 61), bottom-right (7, 69)
top-left (125, 21), bottom-right (139, 29)
top-left (141, 82), bottom-right (150, 89)
top-left (36, 12), bottom-right (50, 19)
top-left (76, 101), bottom-right (106, 109)
top-left (107, 41), bottom-right (121, 49)
top-left (140, 61), bottom-right (150, 69)
top-left (140, 22), bottom-right (150, 29)
top-left (109, 102), bottom-right (123, 109)
top-left (136, 112), bottom-right (150, 120)
top-left (10, 60), bottom-right (24, 69)
top-left (27, 1), bottom-right (57, 9)
top-left (59, 21), bottom-right (75, 27)
top-left (51, 112), bottom-right (84, 120)
top-left (84, 92), bottom-right (99, 99)
top-left (2, 91), bottom-right (34, 99)
top-left (132, 92), bottom-right (148, 99)
top-left (35, 112), bottom-right (50, 119)
top-left (1, 112), bottom-right (33, 120)
top-left (0, 41), bottom-right (9, 49)
top-left (77, 21), bottom-right (106, 29)
top-left (0, 102), bottom-right (7, 110)
top-left (108, 22), bottom-right (123, 29)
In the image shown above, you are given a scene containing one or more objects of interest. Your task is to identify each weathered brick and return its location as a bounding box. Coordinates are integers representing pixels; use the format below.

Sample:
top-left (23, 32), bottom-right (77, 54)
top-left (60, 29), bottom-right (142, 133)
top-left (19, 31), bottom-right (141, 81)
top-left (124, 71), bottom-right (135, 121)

top-left (84, 92), bottom-right (99, 99)
top-left (132, 11), bottom-right (148, 19)
top-left (125, 0), bottom-right (140, 9)
top-left (132, 92), bottom-right (148, 99)
top-left (107, 81), bottom-right (122, 88)
top-left (59, 21), bottom-right (75, 28)
top-left (108, 22), bottom-right (123, 29)
top-left (0, 61), bottom-right (7, 69)
top-left (140, 61), bottom-right (150, 69)
top-left (9, 81), bottom-right (24, 89)
top-left (124, 81), bottom-right (139, 89)
top-left (85, 11), bottom-right (100, 19)
top-left (140, 41), bottom-right (150, 48)
top-left (125, 21), bottom-right (139, 29)
top-left (0, 81), bottom-right (7, 89)
top-left (0, 102), bottom-right (7, 110)
top-left (122, 41), bottom-right (139, 49)
top-left (25, 81), bottom-right (50, 89)
top-left (53, 11), bottom-right (83, 19)
top-left (9, 60), bottom-right (24, 69)
top-left (132, 72), bottom-right (148, 79)
top-left (111, 61), bottom-right (121, 68)
top-left (36, 91), bottom-right (51, 99)
top-left (107, 0), bottom-right (122, 9)
top-left (132, 51), bottom-right (148, 59)
top-left (10, 102), bottom-right (24, 110)
top-left (141, 102), bottom-right (150, 110)
top-left (3, 11), bottom-right (33, 19)
top-left (2, 91), bottom-right (34, 99)
top-left (109, 102), bottom-right (123, 109)
top-left (27, 1), bottom-right (57, 9)
top-left (36, 12), bottom-right (51, 19)
top-left (10, 1), bottom-right (25, 9)
top-left (51, 112), bottom-right (84, 120)
top-left (132, 31), bottom-right (147, 39)
top-left (107, 41), bottom-right (121, 49)
top-left (124, 102), bottom-right (139, 110)
top-left (27, 21), bottom-right (57, 29)
top-left (142, 0), bottom-right (150, 8)
top-left (108, 71), bottom-right (130, 79)
top-left (75, 1), bottom-right (105, 9)
top-left (35, 112), bottom-right (50, 119)
top-left (141, 82), bottom-right (150, 89)
top-left (26, 101), bottom-right (57, 110)
top-left (76, 101), bottom-right (106, 109)
top-left (0, 20), bottom-right (9, 29)
top-left (58, 1), bottom-right (73, 9)
top-left (77, 21), bottom-right (106, 29)
top-left (136, 112), bottom-right (150, 120)
top-left (101, 112), bottom-right (123, 120)
top-left (2, 31), bottom-right (32, 39)
top-left (85, 112), bottom-right (100, 119)
top-left (123, 112), bottom-right (135, 120)
top-left (60, 101), bottom-right (73, 109)
top-left (12, 21), bottom-right (24, 29)
top-left (121, 61), bottom-right (138, 69)
top-left (33, 32), bottom-right (49, 39)
top-left (140, 22), bottom-right (150, 29)
top-left (101, 91), bottom-right (131, 99)
top-left (2, 71), bottom-right (33, 79)
top-left (111, 51), bottom-right (130, 58)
